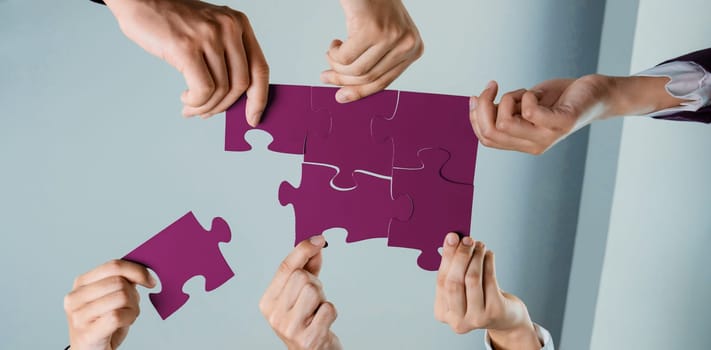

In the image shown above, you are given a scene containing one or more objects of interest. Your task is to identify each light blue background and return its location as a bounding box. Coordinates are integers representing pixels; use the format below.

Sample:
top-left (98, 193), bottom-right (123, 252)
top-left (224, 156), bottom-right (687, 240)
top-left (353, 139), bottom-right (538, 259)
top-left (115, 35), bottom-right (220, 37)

top-left (1, 0), bottom-right (608, 349)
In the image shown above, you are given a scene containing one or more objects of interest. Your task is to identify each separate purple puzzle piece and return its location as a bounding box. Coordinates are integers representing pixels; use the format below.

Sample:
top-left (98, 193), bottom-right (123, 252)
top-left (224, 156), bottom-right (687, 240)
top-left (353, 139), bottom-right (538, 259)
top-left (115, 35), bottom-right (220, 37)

top-left (372, 91), bottom-right (478, 185)
top-left (123, 212), bottom-right (235, 320)
top-left (305, 87), bottom-right (397, 188)
top-left (279, 163), bottom-right (412, 245)
top-left (388, 148), bottom-right (474, 271)
top-left (225, 84), bottom-right (331, 154)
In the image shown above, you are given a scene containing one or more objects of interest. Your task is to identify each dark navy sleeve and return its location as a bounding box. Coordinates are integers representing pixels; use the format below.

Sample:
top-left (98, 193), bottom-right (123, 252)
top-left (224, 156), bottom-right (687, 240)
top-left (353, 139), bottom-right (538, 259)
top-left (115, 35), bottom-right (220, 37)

top-left (654, 48), bottom-right (711, 124)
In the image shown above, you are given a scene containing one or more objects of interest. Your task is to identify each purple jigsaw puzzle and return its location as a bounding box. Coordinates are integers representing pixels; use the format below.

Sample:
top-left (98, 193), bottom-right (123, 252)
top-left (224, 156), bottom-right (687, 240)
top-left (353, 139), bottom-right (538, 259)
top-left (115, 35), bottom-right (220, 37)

top-left (225, 84), bottom-right (331, 154)
top-left (372, 91), bottom-right (478, 185)
top-left (388, 148), bottom-right (474, 271)
top-left (305, 86), bottom-right (397, 189)
top-left (279, 163), bottom-right (412, 245)
top-left (123, 211), bottom-right (235, 320)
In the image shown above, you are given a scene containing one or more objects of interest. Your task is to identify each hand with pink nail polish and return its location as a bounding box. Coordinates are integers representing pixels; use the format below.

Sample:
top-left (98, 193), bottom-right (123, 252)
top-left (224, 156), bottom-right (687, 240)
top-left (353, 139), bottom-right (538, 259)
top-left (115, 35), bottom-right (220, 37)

top-left (435, 233), bottom-right (541, 350)
top-left (259, 236), bottom-right (342, 350)
top-left (102, 0), bottom-right (269, 125)
top-left (320, 0), bottom-right (424, 103)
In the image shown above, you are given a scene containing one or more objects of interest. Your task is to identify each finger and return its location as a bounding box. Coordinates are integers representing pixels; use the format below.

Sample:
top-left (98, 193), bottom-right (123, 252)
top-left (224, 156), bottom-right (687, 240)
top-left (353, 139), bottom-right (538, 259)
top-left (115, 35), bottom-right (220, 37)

top-left (445, 237), bottom-right (475, 320)
top-left (333, 58), bottom-right (410, 103)
top-left (201, 34), bottom-right (250, 118)
top-left (183, 45), bottom-right (229, 117)
top-left (276, 270), bottom-right (322, 312)
top-left (326, 42), bottom-right (393, 77)
top-left (74, 260), bottom-right (156, 290)
top-left (263, 236), bottom-right (326, 301)
top-left (307, 302), bottom-right (337, 334)
top-left (303, 249), bottom-right (323, 277)
top-left (482, 250), bottom-right (503, 309)
top-left (65, 276), bottom-right (138, 312)
top-left (72, 288), bottom-right (139, 327)
top-left (242, 22), bottom-right (270, 126)
top-left (476, 86), bottom-right (542, 153)
top-left (178, 51), bottom-right (216, 109)
top-left (464, 241), bottom-right (487, 313)
top-left (327, 36), bottom-right (372, 66)
top-left (290, 283), bottom-right (325, 323)
top-left (496, 90), bottom-right (554, 145)
top-left (521, 90), bottom-right (569, 129)
top-left (435, 233), bottom-right (461, 321)
top-left (84, 308), bottom-right (139, 341)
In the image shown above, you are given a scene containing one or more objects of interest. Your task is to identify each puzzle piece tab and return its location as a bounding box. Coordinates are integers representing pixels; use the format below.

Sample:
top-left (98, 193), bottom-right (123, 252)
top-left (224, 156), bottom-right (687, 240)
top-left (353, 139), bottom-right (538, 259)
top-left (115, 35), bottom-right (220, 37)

top-left (279, 163), bottom-right (412, 245)
top-left (225, 85), bottom-right (331, 154)
top-left (372, 91), bottom-right (478, 185)
top-left (305, 87), bottom-right (397, 188)
top-left (123, 212), bottom-right (234, 320)
top-left (388, 148), bottom-right (474, 271)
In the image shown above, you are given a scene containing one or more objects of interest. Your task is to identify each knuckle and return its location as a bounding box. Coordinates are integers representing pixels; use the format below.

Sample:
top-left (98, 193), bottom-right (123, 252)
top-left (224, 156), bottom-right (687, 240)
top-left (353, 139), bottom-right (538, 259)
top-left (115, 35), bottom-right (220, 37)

top-left (278, 260), bottom-right (294, 275)
top-left (108, 275), bottom-right (126, 289)
top-left (106, 310), bottom-right (122, 326)
top-left (464, 272), bottom-right (480, 286)
top-left (496, 119), bottom-right (510, 132)
top-left (63, 294), bottom-right (73, 313)
top-left (445, 276), bottom-right (463, 292)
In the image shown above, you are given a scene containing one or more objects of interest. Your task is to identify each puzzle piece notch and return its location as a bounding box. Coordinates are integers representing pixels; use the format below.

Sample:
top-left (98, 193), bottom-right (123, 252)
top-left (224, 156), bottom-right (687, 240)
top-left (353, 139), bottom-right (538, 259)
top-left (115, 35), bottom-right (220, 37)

top-left (387, 148), bottom-right (474, 271)
top-left (372, 91), bottom-right (478, 185)
top-left (123, 211), bottom-right (235, 320)
top-left (304, 86), bottom-right (398, 189)
top-left (279, 163), bottom-right (412, 245)
top-left (225, 84), bottom-right (332, 154)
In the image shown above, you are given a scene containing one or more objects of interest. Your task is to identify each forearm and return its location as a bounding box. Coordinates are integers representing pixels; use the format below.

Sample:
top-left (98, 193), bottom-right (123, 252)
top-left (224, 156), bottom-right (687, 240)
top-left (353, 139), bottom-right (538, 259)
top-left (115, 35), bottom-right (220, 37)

top-left (606, 75), bottom-right (688, 118)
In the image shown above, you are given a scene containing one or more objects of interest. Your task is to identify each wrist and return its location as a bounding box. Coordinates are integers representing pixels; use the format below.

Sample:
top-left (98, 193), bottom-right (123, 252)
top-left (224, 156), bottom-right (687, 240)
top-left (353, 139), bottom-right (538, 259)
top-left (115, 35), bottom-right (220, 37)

top-left (488, 320), bottom-right (542, 350)
top-left (607, 75), bottom-right (685, 117)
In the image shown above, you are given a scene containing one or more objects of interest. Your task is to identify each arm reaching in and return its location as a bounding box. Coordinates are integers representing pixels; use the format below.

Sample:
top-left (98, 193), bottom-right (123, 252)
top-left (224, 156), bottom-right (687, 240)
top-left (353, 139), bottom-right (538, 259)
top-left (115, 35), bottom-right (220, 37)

top-left (470, 48), bottom-right (711, 155)
top-left (434, 233), bottom-right (546, 350)
top-left (64, 260), bottom-right (156, 350)
top-left (101, 0), bottom-right (269, 125)
top-left (321, 0), bottom-right (424, 103)
top-left (470, 75), bottom-right (689, 155)
top-left (259, 236), bottom-right (342, 350)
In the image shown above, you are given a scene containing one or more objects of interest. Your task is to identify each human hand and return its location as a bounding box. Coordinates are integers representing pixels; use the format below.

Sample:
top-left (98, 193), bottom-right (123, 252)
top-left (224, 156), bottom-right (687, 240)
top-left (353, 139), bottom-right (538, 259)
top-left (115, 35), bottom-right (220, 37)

top-left (320, 0), bottom-right (424, 103)
top-left (64, 260), bottom-right (156, 350)
top-left (434, 233), bottom-right (541, 350)
top-left (103, 0), bottom-right (269, 125)
top-left (470, 74), bottom-right (685, 155)
top-left (259, 236), bottom-right (342, 350)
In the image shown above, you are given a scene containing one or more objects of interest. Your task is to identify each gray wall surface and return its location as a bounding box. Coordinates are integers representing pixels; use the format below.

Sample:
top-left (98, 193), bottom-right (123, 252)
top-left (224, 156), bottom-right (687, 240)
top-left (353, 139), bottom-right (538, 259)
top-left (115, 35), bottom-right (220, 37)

top-left (588, 0), bottom-right (711, 348)
top-left (0, 0), bottom-right (604, 348)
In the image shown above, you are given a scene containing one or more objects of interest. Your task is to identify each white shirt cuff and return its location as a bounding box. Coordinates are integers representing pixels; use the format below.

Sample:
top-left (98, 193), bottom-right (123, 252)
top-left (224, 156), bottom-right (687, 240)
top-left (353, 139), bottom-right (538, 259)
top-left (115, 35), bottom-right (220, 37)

top-left (483, 323), bottom-right (555, 350)
top-left (634, 60), bottom-right (711, 118)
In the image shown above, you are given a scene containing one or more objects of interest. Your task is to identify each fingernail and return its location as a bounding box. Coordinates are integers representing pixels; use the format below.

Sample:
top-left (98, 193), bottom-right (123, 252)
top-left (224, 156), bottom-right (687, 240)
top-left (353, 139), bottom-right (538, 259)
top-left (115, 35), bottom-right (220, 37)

top-left (335, 90), bottom-right (352, 103)
top-left (309, 235), bottom-right (326, 247)
top-left (148, 274), bottom-right (157, 287)
top-left (248, 111), bottom-right (261, 127)
top-left (469, 97), bottom-right (478, 111)
top-left (462, 237), bottom-right (474, 246)
top-left (446, 233), bottom-right (459, 246)
top-left (486, 80), bottom-right (496, 89)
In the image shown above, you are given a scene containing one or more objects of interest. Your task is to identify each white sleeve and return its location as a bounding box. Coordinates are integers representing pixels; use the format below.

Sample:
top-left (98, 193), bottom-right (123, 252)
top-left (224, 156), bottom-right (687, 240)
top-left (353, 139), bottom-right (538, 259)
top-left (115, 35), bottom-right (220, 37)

top-left (634, 60), bottom-right (711, 118)
top-left (483, 323), bottom-right (555, 350)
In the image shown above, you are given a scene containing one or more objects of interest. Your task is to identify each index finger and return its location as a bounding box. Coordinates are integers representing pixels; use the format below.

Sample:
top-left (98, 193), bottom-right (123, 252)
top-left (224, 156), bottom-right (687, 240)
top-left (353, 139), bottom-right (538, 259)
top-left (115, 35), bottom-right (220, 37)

top-left (73, 260), bottom-right (156, 290)
top-left (263, 236), bottom-right (326, 301)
